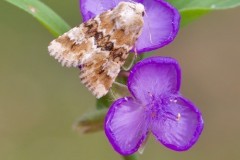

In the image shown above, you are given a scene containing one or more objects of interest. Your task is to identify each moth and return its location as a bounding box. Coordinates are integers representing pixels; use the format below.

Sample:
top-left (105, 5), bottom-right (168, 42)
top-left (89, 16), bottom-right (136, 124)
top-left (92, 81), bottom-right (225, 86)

top-left (48, 2), bottom-right (145, 98)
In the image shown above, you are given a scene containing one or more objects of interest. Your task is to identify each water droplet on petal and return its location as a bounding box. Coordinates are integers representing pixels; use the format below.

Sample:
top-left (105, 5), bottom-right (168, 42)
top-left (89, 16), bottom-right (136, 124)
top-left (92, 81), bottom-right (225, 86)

top-left (169, 97), bottom-right (177, 103)
top-left (176, 112), bottom-right (181, 121)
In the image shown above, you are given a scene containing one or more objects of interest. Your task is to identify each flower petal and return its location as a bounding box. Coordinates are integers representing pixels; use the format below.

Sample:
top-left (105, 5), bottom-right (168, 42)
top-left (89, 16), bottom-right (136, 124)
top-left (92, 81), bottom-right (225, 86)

top-left (151, 96), bottom-right (204, 151)
top-left (105, 97), bottom-right (148, 155)
top-left (128, 56), bottom-right (181, 103)
top-left (135, 0), bottom-right (180, 53)
top-left (79, 0), bottom-right (143, 21)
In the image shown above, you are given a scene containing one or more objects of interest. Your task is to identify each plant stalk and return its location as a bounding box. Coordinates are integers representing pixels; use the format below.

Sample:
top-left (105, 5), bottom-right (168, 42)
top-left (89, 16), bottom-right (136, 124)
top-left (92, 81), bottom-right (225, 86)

top-left (122, 154), bottom-right (138, 160)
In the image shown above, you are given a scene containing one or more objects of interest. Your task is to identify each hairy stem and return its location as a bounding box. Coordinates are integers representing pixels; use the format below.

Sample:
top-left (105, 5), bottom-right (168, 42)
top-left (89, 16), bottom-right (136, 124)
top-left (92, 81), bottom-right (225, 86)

top-left (122, 154), bottom-right (138, 160)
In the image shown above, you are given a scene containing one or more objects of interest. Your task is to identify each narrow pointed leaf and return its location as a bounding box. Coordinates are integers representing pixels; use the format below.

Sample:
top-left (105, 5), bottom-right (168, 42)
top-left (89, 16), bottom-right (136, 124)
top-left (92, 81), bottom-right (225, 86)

top-left (166, 0), bottom-right (240, 26)
top-left (6, 0), bottom-right (71, 37)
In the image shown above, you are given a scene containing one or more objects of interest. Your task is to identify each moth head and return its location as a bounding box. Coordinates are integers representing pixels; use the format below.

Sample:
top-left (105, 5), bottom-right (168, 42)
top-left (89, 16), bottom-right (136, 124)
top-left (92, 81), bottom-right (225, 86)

top-left (117, 2), bottom-right (145, 17)
top-left (134, 3), bottom-right (145, 16)
top-left (113, 2), bottom-right (145, 31)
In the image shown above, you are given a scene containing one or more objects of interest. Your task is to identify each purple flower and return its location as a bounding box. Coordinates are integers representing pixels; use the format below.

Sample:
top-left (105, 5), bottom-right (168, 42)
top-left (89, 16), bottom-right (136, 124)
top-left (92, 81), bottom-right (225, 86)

top-left (79, 0), bottom-right (180, 53)
top-left (104, 57), bottom-right (204, 155)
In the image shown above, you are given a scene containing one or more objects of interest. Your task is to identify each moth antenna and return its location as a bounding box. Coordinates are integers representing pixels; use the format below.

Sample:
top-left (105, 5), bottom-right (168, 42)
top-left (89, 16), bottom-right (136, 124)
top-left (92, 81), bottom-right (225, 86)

top-left (134, 46), bottom-right (138, 56)
top-left (144, 10), bottom-right (154, 45)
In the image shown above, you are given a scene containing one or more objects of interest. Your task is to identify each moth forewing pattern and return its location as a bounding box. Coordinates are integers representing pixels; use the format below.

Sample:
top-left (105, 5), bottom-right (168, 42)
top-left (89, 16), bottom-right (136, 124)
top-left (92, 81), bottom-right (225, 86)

top-left (48, 2), bottom-right (145, 98)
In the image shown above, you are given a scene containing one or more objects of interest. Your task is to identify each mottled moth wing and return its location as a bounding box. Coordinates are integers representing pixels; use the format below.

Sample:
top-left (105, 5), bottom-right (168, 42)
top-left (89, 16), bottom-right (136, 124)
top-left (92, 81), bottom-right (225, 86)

top-left (48, 2), bottom-right (144, 98)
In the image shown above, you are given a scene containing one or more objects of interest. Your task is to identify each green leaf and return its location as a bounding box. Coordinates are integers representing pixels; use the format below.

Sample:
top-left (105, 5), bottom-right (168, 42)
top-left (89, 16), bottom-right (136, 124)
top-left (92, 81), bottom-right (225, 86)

top-left (180, 9), bottom-right (210, 27)
top-left (167, 0), bottom-right (240, 10)
top-left (96, 94), bottom-right (113, 109)
top-left (110, 82), bottom-right (131, 99)
top-left (166, 0), bottom-right (240, 26)
top-left (96, 82), bottom-right (130, 109)
top-left (6, 0), bottom-right (71, 37)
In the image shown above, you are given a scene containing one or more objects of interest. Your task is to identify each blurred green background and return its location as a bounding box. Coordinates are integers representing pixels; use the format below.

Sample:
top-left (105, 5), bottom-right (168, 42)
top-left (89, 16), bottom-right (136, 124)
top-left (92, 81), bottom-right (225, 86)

top-left (1, 0), bottom-right (240, 160)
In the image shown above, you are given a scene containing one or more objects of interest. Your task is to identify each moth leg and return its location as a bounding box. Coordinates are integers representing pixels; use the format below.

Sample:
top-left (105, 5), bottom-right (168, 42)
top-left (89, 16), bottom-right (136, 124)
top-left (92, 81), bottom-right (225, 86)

top-left (134, 46), bottom-right (138, 57)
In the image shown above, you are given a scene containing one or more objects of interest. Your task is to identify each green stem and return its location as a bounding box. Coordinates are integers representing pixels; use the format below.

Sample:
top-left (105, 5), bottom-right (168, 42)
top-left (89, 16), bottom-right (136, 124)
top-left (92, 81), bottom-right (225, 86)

top-left (122, 154), bottom-right (138, 160)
